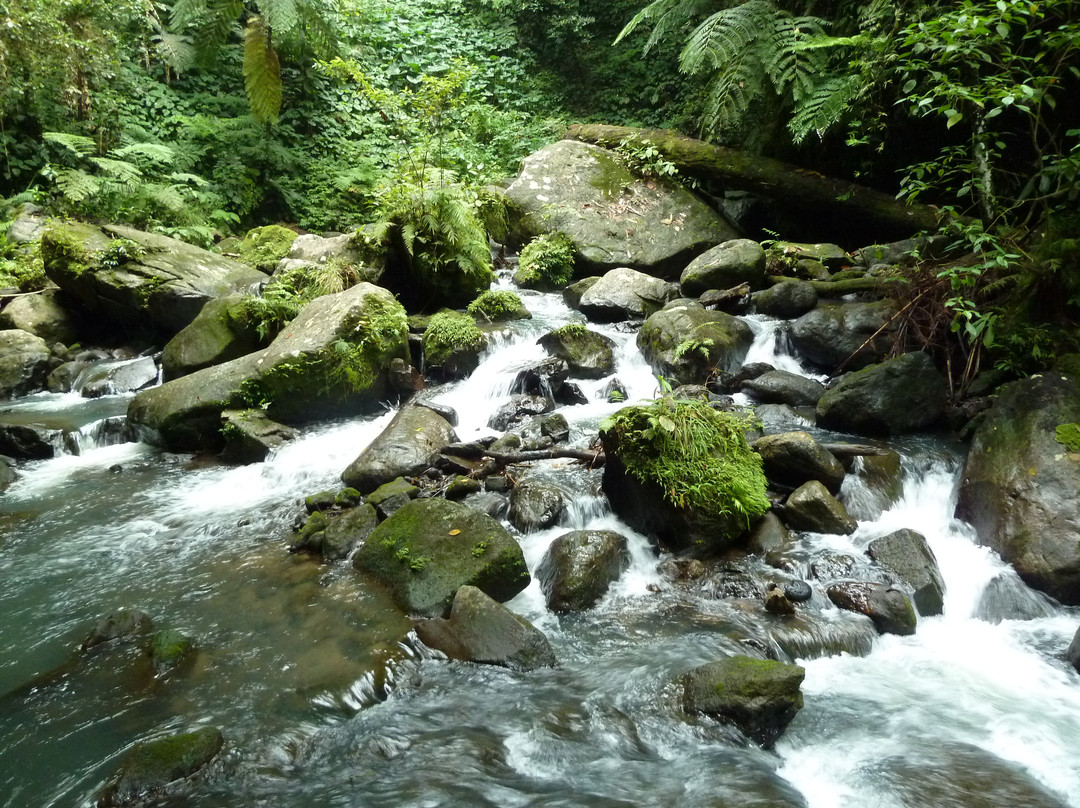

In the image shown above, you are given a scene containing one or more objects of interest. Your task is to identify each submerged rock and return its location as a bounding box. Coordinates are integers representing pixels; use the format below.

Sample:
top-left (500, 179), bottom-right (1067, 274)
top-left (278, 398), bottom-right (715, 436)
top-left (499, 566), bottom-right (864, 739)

top-left (352, 498), bottom-right (530, 617)
top-left (680, 655), bottom-right (805, 747)
top-left (506, 140), bottom-right (736, 277)
top-left (219, 408), bottom-right (298, 464)
top-left (867, 528), bottom-right (946, 616)
top-left (536, 529), bottom-right (630, 612)
top-left (97, 726), bottom-right (224, 806)
top-left (956, 373), bottom-right (1080, 605)
top-left (80, 609), bottom-right (155, 653)
top-left (414, 585), bottom-right (556, 671)
top-left (826, 582), bottom-right (917, 636)
top-left (342, 405), bottom-right (456, 493)
top-left (147, 629), bottom-right (194, 675)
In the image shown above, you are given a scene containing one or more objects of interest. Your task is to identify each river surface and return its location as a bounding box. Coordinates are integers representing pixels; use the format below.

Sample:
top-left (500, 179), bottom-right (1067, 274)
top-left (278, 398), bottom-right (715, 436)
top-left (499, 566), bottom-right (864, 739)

top-left (1, 275), bottom-right (1079, 807)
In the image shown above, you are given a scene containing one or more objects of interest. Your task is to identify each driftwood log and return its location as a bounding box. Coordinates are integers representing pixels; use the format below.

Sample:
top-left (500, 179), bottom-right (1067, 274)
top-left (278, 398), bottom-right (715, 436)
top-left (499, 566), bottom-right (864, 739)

top-left (441, 443), bottom-right (606, 468)
top-left (564, 124), bottom-right (942, 239)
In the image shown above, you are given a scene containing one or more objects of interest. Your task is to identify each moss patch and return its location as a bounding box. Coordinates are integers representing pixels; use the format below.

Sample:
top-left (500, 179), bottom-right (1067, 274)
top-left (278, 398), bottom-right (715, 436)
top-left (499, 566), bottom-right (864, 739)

top-left (237, 225), bottom-right (298, 271)
top-left (424, 310), bottom-right (486, 367)
top-left (1056, 422), bottom-right (1080, 453)
top-left (466, 289), bottom-right (531, 322)
top-left (515, 232), bottom-right (575, 291)
top-left (600, 397), bottom-right (769, 526)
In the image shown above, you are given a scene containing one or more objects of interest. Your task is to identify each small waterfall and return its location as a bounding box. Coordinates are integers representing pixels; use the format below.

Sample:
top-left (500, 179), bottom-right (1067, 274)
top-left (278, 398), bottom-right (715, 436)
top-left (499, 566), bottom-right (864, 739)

top-left (740, 314), bottom-right (822, 378)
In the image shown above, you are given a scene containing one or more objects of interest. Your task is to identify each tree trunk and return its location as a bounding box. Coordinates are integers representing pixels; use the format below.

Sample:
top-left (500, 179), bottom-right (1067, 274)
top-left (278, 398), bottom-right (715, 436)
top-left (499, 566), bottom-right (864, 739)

top-left (564, 124), bottom-right (943, 240)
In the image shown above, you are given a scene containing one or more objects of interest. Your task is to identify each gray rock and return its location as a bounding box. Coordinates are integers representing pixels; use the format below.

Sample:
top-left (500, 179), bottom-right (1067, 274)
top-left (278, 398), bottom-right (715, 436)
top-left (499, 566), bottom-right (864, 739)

top-left (80, 609), bottom-right (155, 652)
top-left (680, 655), bottom-right (805, 747)
top-left (790, 300), bottom-right (900, 372)
top-left (97, 726), bottom-right (223, 806)
top-left (161, 293), bottom-right (262, 380)
top-left (577, 267), bottom-right (681, 322)
top-left (487, 394), bottom-right (553, 431)
top-left (286, 233), bottom-right (369, 266)
top-left (77, 356), bottom-right (158, 398)
top-left (352, 498), bottom-right (530, 617)
top-left (219, 408), bottom-right (298, 464)
top-left (0, 291), bottom-right (77, 345)
top-left (867, 528), bottom-right (946, 616)
top-left (680, 239), bottom-right (766, 296)
top-left (537, 326), bottom-right (616, 378)
top-left (321, 504), bottom-right (379, 561)
top-left (46, 360), bottom-right (89, 393)
top-left (747, 512), bottom-right (792, 555)
top-left (843, 450), bottom-right (904, 520)
top-left (827, 582), bottom-right (917, 636)
top-left (0, 456), bottom-right (16, 491)
top-left (414, 585), bottom-right (556, 671)
top-left (506, 140), bottom-right (737, 277)
top-left (0, 424), bottom-right (58, 460)
top-left (128, 283), bottom-right (408, 451)
top-left (955, 373), bottom-right (1080, 604)
top-left (774, 241), bottom-right (850, 270)
top-left (816, 352), bottom-right (948, 436)
top-left (509, 480), bottom-right (567, 532)
top-left (783, 480), bottom-right (857, 534)
top-left (563, 276), bottom-right (601, 309)
top-left (754, 431), bottom-right (845, 493)
top-left (536, 529), bottom-right (630, 612)
top-left (751, 281), bottom-right (818, 318)
top-left (975, 574), bottom-right (1057, 624)
top-left (342, 405), bottom-right (455, 493)
top-left (42, 222), bottom-right (266, 339)
top-left (1067, 627), bottom-right (1080, 674)
top-left (0, 328), bottom-right (50, 398)
top-left (741, 370), bottom-right (825, 407)
top-left (7, 204), bottom-right (46, 243)
top-left (637, 303), bottom-right (753, 385)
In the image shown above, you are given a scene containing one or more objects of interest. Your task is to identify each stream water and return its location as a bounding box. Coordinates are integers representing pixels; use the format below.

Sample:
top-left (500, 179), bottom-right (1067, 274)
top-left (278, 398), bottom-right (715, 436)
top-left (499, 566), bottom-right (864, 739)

top-left (1, 274), bottom-right (1079, 808)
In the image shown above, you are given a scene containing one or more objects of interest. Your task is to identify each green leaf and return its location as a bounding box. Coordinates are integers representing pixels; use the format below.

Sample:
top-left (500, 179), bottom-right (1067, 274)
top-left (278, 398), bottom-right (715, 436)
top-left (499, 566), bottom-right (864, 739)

top-left (243, 16), bottom-right (282, 124)
top-left (946, 110), bottom-right (963, 128)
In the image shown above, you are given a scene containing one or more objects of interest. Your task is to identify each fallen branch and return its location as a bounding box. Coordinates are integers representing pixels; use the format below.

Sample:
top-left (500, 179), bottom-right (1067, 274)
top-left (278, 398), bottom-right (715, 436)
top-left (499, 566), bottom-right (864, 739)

top-left (441, 443), bottom-right (605, 467)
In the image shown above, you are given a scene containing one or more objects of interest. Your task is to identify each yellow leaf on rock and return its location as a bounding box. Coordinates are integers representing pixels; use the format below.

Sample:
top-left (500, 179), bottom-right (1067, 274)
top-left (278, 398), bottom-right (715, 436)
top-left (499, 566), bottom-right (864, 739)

top-left (449, 529), bottom-right (461, 536)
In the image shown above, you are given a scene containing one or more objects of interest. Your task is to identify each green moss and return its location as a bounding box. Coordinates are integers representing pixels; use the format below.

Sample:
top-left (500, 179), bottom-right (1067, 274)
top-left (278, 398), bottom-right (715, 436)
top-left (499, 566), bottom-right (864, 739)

top-left (711, 656), bottom-right (804, 704)
top-left (1056, 423), bottom-right (1080, 453)
top-left (600, 397), bottom-right (769, 525)
top-left (515, 232), bottom-right (575, 291)
top-left (116, 727), bottom-right (223, 792)
top-left (237, 225), bottom-right (298, 270)
top-left (336, 487), bottom-right (363, 507)
top-left (588, 151), bottom-right (633, 198)
top-left (97, 237), bottom-right (146, 269)
top-left (553, 322), bottom-right (588, 338)
top-left (0, 240), bottom-right (46, 291)
top-left (466, 289), bottom-right (531, 322)
top-left (148, 629), bottom-right (193, 673)
top-left (41, 227), bottom-right (92, 278)
top-left (424, 310), bottom-right (486, 367)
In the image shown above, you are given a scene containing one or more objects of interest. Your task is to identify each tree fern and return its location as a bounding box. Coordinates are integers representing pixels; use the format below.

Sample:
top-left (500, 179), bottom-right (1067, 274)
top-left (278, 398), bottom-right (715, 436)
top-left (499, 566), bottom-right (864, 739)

top-left (260, 0), bottom-right (300, 36)
top-left (42, 132), bottom-right (96, 157)
top-left (788, 73), bottom-right (861, 143)
top-left (243, 16), bottom-right (283, 124)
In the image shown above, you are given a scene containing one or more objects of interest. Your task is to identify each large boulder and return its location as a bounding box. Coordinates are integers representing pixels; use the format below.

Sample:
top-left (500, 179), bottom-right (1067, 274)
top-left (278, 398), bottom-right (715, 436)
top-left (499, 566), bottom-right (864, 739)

top-left (506, 140), bottom-right (737, 277)
top-left (742, 370), bottom-right (826, 407)
top-left (751, 281), bottom-right (818, 318)
top-left (42, 223), bottom-right (266, 339)
top-left (414, 585), bottom-right (556, 671)
top-left (218, 408), bottom-right (297, 464)
top-left (576, 267), bottom-right (680, 322)
top-left (679, 239), bottom-right (766, 296)
top-left (76, 356), bottom-right (158, 398)
top-left (789, 300), bottom-right (900, 372)
top-left (0, 329), bottom-right (51, 398)
top-left (128, 283), bottom-right (408, 451)
top-left (680, 656), bottom-right (805, 747)
top-left (97, 726), bottom-right (223, 807)
top-left (161, 293), bottom-right (263, 380)
top-left (537, 325), bottom-right (616, 379)
top-left (816, 352), bottom-right (948, 436)
top-left (826, 582), bottom-right (917, 636)
top-left (753, 431), bottom-right (845, 493)
top-left (342, 404), bottom-right (456, 493)
top-left (0, 291), bottom-right (77, 345)
top-left (351, 498), bottom-right (530, 617)
top-left (867, 528), bottom-right (946, 616)
top-left (637, 303), bottom-right (753, 385)
top-left (508, 480), bottom-right (568, 532)
top-left (955, 373), bottom-right (1080, 604)
top-left (536, 529), bottom-right (630, 612)
top-left (0, 424), bottom-right (58, 459)
top-left (783, 480), bottom-right (857, 534)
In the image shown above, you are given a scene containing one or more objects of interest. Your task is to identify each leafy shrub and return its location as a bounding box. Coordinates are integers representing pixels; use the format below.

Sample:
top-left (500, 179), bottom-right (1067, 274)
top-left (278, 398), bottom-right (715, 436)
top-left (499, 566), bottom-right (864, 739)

top-left (423, 310), bottom-right (486, 367)
top-left (466, 289), bottom-right (530, 321)
top-left (600, 396), bottom-right (769, 524)
top-left (515, 232), bottom-right (575, 291)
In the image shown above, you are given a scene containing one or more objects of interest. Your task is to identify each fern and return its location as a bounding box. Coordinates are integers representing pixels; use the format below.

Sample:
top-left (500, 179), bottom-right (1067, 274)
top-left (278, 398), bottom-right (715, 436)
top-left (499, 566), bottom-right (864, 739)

top-left (42, 132), bottom-right (96, 157)
top-left (243, 16), bottom-right (283, 124)
top-left (788, 74), bottom-right (861, 143)
top-left (51, 168), bottom-right (103, 203)
top-left (260, 0), bottom-right (300, 36)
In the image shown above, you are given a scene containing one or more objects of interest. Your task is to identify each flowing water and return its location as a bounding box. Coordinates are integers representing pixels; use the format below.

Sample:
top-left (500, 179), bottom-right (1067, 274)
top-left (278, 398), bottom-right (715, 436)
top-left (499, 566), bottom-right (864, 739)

top-left (1, 279), bottom-right (1079, 808)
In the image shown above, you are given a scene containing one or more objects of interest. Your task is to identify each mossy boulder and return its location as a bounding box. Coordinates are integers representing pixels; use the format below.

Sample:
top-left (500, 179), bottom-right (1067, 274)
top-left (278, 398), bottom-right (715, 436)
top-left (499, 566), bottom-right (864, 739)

top-left (955, 373), bottom-right (1080, 604)
top-left (600, 399), bottom-right (769, 553)
top-left (637, 303), bottom-right (753, 385)
top-left (0, 328), bottom-right (51, 398)
top-left (782, 480), bottom-right (857, 534)
top-left (816, 352), bottom-right (948, 436)
top-left (351, 498), bottom-right (530, 617)
top-left (741, 370), bottom-right (826, 408)
top-left (42, 222), bottom-right (266, 339)
top-left (0, 290), bottom-right (78, 345)
top-left (128, 283), bottom-right (408, 451)
top-left (753, 431), bottom-right (846, 493)
top-left (466, 290), bottom-right (531, 322)
top-left (826, 582), bottom-right (917, 636)
top-left (680, 656), bottom-right (805, 747)
top-left (414, 585), bottom-right (556, 671)
top-left (147, 629), bottom-right (194, 675)
top-left (80, 609), bottom-right (155, 653)
top-left (508, 479), bottom-right (568, 532)
top-left (536, 529), bottom-right (630, 612)
top-left (237, 224), bottom-right (298, 271)
top-left (97, 726), bottom-right (223, 806)
top-left (537, 324), bottom-right (616, 379)
top-left (577, 266), bottom-right (680, 322)
top-left (161, 293), bottom-right (263, 380)
top-left (751, 280), bottom-right (818, 318)
top-left (321, 503), bottom-right (379, 561)
top-left (514, 232), bottom-right (576, 291)
top-left (680, 239), bottom-right (767, 296)
top-left (789, 300), bottom-right (900, 372)
top-left (506, 140), bottom-right (737, 277)
top-left (341, 404), bottom-right (457, 493)
top-left (218, 408), bottom-right (298, 464)
top-left (422, 310), bottom-right (488, 378)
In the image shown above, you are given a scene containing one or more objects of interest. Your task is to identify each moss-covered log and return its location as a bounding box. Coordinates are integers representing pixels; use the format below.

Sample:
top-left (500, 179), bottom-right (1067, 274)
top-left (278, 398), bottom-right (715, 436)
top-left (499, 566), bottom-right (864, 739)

top-left (564, 124), bottom-right (943, 240)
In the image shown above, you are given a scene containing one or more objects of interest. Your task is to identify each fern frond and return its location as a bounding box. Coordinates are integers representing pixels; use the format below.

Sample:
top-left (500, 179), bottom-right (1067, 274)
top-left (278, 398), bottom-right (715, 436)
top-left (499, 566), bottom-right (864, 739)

top-left (153, 30), bottom-right (197, 72)
top-left (88, 157), bottom-right (143, 186)
top-left (148, 184), bottom-right (188, 213)
top-left (789, 74), bottom-right (861, 143)
top-left (112, 142), bottom-right (177, 166)
top-left (43, 132), bottom-right (96, 157)
top-left (53, 168), bottom-right (102, 202)
top-left (258, 0), bottom-right (299, 36)
top-left (168, 172), bottom-right (209, 186)
top-left (617, 0), bottom-right (712, 54)
top-left (243, 16), bottom-right (283, 124)
top-left (170, 0), bottom-right (208, 29)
